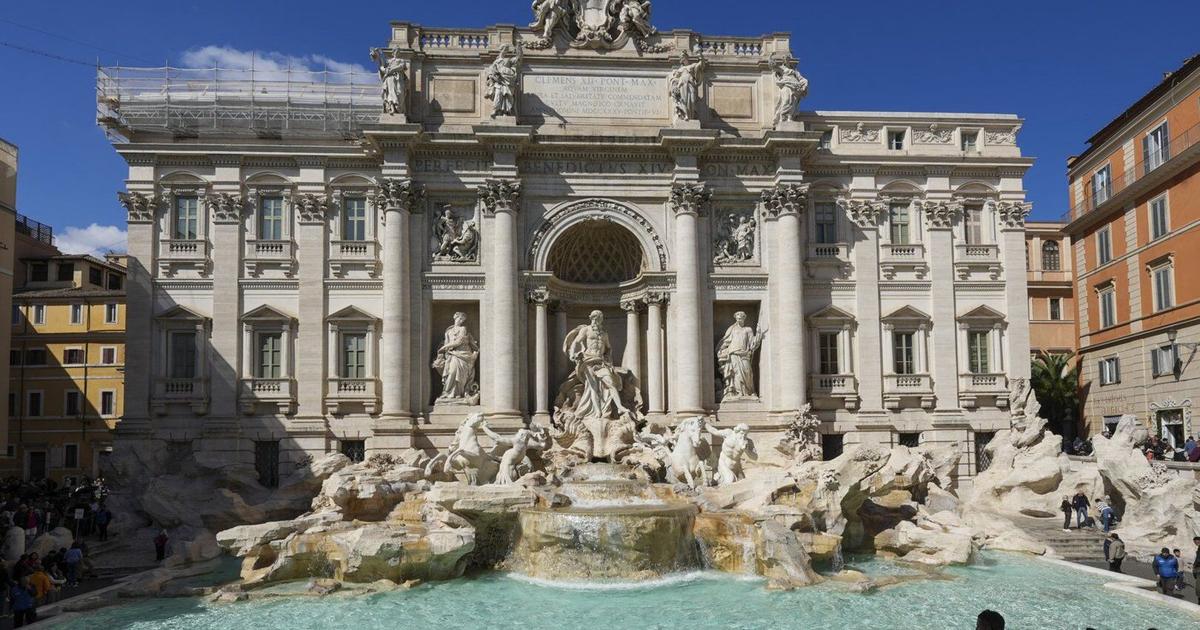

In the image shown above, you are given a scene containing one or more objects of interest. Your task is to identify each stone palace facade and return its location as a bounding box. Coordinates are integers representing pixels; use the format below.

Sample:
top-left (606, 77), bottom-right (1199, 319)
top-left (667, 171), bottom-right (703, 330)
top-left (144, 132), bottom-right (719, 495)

top-left (101, 6), bottom-right (1033, 480)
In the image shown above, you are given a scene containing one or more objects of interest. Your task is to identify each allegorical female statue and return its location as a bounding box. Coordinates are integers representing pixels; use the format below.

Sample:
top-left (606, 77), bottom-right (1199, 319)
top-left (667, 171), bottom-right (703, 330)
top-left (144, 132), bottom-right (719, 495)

top-left (486, 45), bottom-right (521, 118)
top-left (769, 57), bottom-right (809, 128)
top-left (716, 311), bottom-right (767, 400)
top-left (668, 52), bottom-right (706, 122)
top-left (369, 47), bottom-right (408, 116)
top-left (433, 312), bottom-right (479, 404)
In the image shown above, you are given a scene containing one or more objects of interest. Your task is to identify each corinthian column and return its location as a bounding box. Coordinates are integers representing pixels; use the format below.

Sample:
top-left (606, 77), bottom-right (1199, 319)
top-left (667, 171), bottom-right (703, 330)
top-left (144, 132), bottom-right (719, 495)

top-left (479, 179), bottom-right (523, 419)
top-left (762, 183), bottom-right (809, 413)
top-left (668, 182), bottom-right (710, 416)
top-left (621, 299), bottom-right (642, 382)
top-left (378, 178), bottom-right (422, 419)
top-left (644, 292), bottom-right (667, 419)
top-left (924, 199), bottom-right (962, 411)
top-left (997, 201), bottom-right (1033, 379)
top-left (529, 289), bottom-right (550, 421)
top-left (841, 196), bottom-right (887, 412)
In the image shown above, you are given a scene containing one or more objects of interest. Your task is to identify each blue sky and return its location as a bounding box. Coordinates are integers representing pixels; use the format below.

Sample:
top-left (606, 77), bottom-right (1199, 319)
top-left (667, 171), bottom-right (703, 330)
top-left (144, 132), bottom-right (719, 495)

top-left (2, 0), bottom-right (1199, 254)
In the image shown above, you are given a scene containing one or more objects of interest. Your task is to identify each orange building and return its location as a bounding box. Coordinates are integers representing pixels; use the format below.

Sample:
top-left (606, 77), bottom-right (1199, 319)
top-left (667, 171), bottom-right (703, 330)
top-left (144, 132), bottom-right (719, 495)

top-left (1065, 53), bottom-right (1200, 443)
top-left (1026, 222), bottom-right (1075, 357)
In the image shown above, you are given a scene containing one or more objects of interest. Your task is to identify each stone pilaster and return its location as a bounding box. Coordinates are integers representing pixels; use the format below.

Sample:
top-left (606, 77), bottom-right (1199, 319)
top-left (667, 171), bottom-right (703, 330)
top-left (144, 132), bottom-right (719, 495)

top-left (997, 201), bottom-right (1033, 379)
top-left (667, 182), bottom-right (710, 416)
top-left (117, 190), bottom-right (158, 435)
top-left (923, 199), bottom-right (961, 412)
top-left (294, 185), bottom-right (332, 422)
top-left (479, 178), bottom-right (523, 419)
top-left (841, 196), bottom-right (886, 413)
top-left (378, 178), bottom-right (423, 420)
top-left (761, 183), bottom-right (808, 414)
top-left (206, 166), bottom-right (244, 430)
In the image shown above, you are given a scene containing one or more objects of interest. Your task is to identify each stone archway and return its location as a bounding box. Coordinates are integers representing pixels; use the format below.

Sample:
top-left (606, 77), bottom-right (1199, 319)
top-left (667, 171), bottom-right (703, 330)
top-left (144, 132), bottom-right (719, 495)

top-left (547, 220), bottom-right (645, 284)
top-left (528, 198), bottom-right (668, 273)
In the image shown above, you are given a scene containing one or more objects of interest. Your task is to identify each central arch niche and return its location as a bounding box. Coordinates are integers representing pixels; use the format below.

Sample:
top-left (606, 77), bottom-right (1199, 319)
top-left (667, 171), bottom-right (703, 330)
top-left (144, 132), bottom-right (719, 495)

top-left (547, 220), bottom-right (646, 284)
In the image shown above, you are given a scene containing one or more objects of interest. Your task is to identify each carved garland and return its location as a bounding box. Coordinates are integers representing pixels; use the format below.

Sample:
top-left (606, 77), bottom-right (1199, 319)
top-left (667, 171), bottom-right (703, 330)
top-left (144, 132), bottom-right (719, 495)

top-left (527, 198), bottom-right (669, 272)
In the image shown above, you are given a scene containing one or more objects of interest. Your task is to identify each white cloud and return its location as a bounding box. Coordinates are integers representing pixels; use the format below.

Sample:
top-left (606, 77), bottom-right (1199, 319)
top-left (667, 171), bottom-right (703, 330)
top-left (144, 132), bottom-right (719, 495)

top-left (180, 45), bottom-right (373, 83)
top-left (55, 224), bottom-right (128, 258)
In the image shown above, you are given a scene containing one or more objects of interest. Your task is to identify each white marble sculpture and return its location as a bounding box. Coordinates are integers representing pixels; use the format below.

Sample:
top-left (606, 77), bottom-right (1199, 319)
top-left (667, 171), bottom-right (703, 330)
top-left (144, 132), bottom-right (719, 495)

top-left (486, 45), bottom-right (521, 118)
top-left (713, 212), bottom-right (755, 264)
top-left (483, 423), bottom-right (549, 484)
top-left (425, 412), bottom-right (492, 485)
top-left (769, 57), bottom-right (808, 129)
top-left (716, 311), bottom-right (766, 400)
top-left (708, 423), bottom-right (756, 485)
top-left (432, 205), bottom-right (480, 263)
top-left (776, 403), bottom-right (822, 463)
top-left (668, 52), bottom-right (706, 122)
top-left (1007, 377), bottom-right (1041, 424)
top-left (369, 48), bottom-right (408, 117)
top-left (614, 0), bottom-right (655, 38)
top-left (665, 416), bottom-right (710, 488)
top-left (433, 312), bottom-right (480, 404)
top-left (530, 0), bottom-right (571, 39)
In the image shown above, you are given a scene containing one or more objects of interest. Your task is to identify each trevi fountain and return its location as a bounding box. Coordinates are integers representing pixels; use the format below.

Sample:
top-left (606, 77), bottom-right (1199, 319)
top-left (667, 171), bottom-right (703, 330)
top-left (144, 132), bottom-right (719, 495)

top-left (51, 1), bottom-right (1200, 628)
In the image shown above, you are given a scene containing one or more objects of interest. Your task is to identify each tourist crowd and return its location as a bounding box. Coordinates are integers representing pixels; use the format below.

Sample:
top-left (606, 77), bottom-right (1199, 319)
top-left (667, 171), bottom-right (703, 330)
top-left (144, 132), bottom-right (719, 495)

top-left (1141, 435), bottom-right (1200, 462)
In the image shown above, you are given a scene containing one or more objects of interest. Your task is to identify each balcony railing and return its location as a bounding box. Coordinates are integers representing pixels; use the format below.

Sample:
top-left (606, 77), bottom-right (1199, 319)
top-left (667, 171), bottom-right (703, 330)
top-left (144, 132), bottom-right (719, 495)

top-left (240, 377), bottom-right (296, 414)
top-left (1065, 121), bottom-right (1200, 222)
top-left (329, 239), bottom-right (378, 261)
top-left (882, 242), bottom-right (925, 260)
top-left (959, 373), bottom-right (1008, 393)
top-left (245, 239), bottom-right (294, 260)
top-left (326, 377), bottom-right (380, 414)
top-left (955, 243), bottom-right (999, 261)
top-left (806, 242), bottom-right (850, 260)
top-left (884, 373), bottom-right (933, 392)
top-left (159, 239), bottom-right (208, 260)
top-left (809, 373), bottom-right (858, 397)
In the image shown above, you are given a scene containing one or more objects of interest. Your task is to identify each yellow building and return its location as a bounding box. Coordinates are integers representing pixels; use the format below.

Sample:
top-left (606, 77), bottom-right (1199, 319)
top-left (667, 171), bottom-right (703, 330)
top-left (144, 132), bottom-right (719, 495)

top-left (7, 252), bottom-right (125, 481)
top-left (0, 139), bottom-right (19, 459)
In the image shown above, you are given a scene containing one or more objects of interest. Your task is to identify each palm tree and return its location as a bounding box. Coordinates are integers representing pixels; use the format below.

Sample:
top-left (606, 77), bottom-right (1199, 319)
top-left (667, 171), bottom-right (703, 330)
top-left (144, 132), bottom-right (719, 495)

top-left (1030, 352), bottom-right (1081, 441)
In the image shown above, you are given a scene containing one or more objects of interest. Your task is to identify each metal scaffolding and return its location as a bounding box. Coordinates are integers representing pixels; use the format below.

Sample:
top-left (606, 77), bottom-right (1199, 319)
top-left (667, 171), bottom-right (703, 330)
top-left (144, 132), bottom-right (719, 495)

top-left (96, 65), bottom-right (382, 141)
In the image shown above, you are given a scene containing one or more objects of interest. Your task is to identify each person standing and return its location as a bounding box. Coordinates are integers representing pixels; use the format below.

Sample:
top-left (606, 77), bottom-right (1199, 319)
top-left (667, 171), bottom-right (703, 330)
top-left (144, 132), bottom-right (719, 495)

top-left (1097, 497), bottom-right (1115, 532)
top-left (1071, 491), bottom-right (1090, 528)
top-left (1153, 547), bottom-right (1181, 595)
top-left (63, 542), bottom-right (83, 587)
top-left (1106, 534), bottom-right (1125, 573)
top-left (9, 575), bottom-right (37, 627)
top-left (1060, 495), bottom-right (1073, 531)
top-left (94, 505), bottom-right (111, 541)
top-left (1192, 536), bottom-right (1200, 604)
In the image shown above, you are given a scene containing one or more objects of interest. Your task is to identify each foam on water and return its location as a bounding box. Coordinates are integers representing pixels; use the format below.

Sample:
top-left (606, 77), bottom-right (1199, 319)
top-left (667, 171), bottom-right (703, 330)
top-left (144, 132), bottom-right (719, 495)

top-left (504, 569), bottom-right (761, 591)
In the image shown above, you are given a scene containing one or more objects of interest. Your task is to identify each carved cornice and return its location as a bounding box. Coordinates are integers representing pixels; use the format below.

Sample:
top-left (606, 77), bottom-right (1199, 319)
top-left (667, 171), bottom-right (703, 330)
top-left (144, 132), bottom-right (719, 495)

top-left (837, 196), bottom-right (887, 228)
top-left (477, 178), bottom-right (522, 216)
top-left (922, 199), bottom-right (961, 230)
top-left (207, 192), bottom-right (245, 224)
top-left (294, 193), bottom-right (330, 224)
top-left (376, 178), bottom-right (424, 213)
top-left (668, 182), bottom-right (711, 217)
top-left (118, 191), bottom-right (158, 224)
top-left (995, 201), bottom-right (1031, 229)
top-left (759, 183), bottom-right (808, 219)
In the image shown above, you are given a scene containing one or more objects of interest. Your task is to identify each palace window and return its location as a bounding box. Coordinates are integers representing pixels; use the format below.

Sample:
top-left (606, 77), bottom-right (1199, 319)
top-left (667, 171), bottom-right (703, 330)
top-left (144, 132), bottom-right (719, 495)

top-left (65, 391), bottom-right (82, 416)
top-left (9, 350), bottom-right (19, 366)
top-left (1151, 261), bottom-right (1174, 313)
top-left (88, 267), bottom-right (103, 286)
top-left (963, 205), bottom-right (984, 245)
top-left (814, 202), bottom-right (837, 244)
top-left (70, 304), bottom-right (83, 325)
top-left (1098, 356), bottom-right (1120, 385)
top-left (29, 262), bottom-right (47, 282)
top-left (893, 331), bottom-right (915, 374)
top-left (57, 262), bottom-right (74, 282)
top-left (818, 332), bottom-right (840, 374)
top-left (1097, 284), bottom-right (1116, 328)
top-left (105, 303), bottom-right (119, 324)
top-left (1150, 344), bottom-right (1177, 378)
top-left (101, 347), bottom-right (117, 365)
top-left (898, 432), bottom-right (921, 448)
top-left (169, 331), bottom-right (198, 379)
top-left (1041, 241), bottom-right (1060, 270)
top-left (64, 444), bottom-right (79, 469)
top-left (341, 440), bottom-right (366, 463)
top-left (1144, 122), bottom-right (1170, 173)
top-left (1091, 165), bottom-right (1111, 205)
top-left (343, 197), bottom-right (368, 241)
top-left (174, 196), bottom-right (200, 240)
top-left (961, 131), bottom-right (978, 151)
top-left (967, 330), bottom-right (990, 373)
top-left (63, 348), bottom-right (85, 365)
top-left (888, 129), bottom-right (906, 150)
top-left (341, 333), bottom-right (367, 379)
top-left (1097, 226), bottom-right (1112, 265)
top-left (27, 391), bottom-right (43, 417)
top-left (24, 348), bottom-right (45, 366)
top-left (1049, 297), bottom-right (1062, 321)
top-left (259, 196), bottom-right (286, 241)
top-left (107, 274), bottom-right (122, 290)
top-left (255, 441), bottom-right (280, 488)
top-left (100, 390), bottom-right (116, 416)
top-left (1149, 194), bottom-right (1169, 240)
top-left (889, 203), bottom-right (910, 245)
top-left (257, 332), bottom-right (282, 379)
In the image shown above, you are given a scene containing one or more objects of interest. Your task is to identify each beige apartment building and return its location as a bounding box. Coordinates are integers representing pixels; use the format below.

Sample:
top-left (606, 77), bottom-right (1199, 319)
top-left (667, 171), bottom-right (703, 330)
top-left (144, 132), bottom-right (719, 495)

top-left (0, 139), bottom-right (18, 457)
top-left (1026, 221), bottom-right (1075, 357)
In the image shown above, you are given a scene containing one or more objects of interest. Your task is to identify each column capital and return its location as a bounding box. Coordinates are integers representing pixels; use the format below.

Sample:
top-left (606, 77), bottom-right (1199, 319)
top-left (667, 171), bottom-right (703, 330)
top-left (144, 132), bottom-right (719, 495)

top-left (207, 192), bottom-right (245, 225)
top-left (118, 191), bottom-right (158, 224)
top-left (478, 178), bottom-right (522, 216)
top-left (643, 291), bottom-right (670, 306)
top-left (837, 196), bottom-right (886, 228)
top-left (995, 200), bottom-right (1032, 229)
top-left (526, 287), bottom-right (550, 305)
top-left (668, 182), bottom-right (711, 217)
top-left (759, 183), bottom-right (808, 219)
top-left (295, 193), bottom-right (331, 225)
top-left (376, 178), bottom-right (424, 213)
top-left (921, 198), bottom-right (961, 230)
top-left (620, 298), bottom-right (642, 313)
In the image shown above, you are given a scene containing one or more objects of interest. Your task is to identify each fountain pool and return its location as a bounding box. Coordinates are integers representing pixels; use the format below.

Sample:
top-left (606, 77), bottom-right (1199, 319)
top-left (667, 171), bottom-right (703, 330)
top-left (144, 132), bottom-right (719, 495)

top-left (55, 553), bottom-right (1197, 629)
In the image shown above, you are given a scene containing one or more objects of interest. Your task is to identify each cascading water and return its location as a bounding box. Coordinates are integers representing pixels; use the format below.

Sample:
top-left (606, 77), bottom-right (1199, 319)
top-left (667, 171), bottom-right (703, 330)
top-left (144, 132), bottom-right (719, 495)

top-left (830, 543), bottom-right (845, 573)
top-left (505, 463), bottom-right (701, 580)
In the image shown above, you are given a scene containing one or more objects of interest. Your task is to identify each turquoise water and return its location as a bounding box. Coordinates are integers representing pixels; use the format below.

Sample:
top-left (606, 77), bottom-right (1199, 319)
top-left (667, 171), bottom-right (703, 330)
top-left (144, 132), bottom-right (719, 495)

top-left (56, 553), bottom-right (1195, 630)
